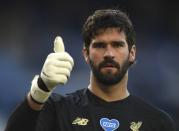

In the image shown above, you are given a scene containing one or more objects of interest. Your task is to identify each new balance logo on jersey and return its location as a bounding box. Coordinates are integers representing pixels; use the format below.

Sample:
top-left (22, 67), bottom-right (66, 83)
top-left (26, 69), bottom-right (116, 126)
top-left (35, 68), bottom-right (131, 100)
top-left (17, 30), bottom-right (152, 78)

top-left (130, 121), bottom-right (142, 131)
top-left (72, 117), bottom-right (89, 126)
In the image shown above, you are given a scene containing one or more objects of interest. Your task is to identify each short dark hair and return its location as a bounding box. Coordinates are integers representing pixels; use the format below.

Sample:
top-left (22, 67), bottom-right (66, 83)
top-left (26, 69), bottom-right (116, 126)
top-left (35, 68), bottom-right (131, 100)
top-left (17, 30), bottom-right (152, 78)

top-left (82, 9), bottom-right (136, 52)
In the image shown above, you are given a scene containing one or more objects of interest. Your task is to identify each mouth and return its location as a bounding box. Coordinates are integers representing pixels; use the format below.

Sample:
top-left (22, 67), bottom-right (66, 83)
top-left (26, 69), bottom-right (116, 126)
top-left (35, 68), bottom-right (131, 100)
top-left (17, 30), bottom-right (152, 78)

top-left (101, 63), bottom-right (118, 71)
top-left (99, 59), bottom-right (120, 71)
top-left (102, 63), bottom-right (116, 68)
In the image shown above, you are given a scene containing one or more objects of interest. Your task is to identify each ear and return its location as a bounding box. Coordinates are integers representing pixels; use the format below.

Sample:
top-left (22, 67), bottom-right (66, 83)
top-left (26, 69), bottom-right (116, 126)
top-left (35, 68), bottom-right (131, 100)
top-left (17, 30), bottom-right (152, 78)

top-left (82, 47), bottom-right (90, 64)
top-left (129, 45), bottom-right (136, 63)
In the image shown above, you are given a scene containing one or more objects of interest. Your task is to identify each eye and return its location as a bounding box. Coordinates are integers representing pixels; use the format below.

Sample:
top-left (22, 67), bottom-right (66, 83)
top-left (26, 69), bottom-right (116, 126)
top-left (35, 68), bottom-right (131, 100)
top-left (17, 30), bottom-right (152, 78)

top-left (92, 42), bottom-right (106, 48)
top-left (112, 41), bottom-right (125, 48)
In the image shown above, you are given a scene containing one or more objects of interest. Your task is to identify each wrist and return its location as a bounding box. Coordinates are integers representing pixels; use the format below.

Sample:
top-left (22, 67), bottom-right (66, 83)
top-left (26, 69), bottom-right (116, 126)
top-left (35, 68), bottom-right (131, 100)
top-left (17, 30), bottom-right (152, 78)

top-left (27, 93), bottom-right (44, 111)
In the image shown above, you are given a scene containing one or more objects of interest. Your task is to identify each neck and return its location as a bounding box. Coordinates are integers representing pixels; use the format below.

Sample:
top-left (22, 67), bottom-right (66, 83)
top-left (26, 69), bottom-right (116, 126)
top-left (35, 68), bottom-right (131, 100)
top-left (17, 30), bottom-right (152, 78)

top-left (88, 71), bottom-right (129, 102)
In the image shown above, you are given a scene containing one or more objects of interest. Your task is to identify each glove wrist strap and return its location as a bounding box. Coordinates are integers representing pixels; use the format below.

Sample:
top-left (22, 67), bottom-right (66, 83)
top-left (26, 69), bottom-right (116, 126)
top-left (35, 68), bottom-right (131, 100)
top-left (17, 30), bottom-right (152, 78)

top-left (37, 76), bottom-right (50, 92)
top-left (30, 75), bottom-right (52, 104)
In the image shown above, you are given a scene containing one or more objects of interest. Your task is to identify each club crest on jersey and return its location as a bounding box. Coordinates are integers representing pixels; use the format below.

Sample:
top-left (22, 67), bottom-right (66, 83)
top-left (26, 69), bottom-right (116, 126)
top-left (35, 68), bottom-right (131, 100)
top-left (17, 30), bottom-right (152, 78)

top-left (100, 118), bottom-right (120, 131)
top-left (130, 121), bottom-right (142, 131)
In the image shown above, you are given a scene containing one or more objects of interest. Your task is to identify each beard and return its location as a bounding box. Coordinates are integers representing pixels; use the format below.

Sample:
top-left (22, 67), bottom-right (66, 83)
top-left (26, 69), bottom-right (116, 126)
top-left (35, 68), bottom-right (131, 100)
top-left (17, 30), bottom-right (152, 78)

top-left (89, 56), bottom-right (130, 86)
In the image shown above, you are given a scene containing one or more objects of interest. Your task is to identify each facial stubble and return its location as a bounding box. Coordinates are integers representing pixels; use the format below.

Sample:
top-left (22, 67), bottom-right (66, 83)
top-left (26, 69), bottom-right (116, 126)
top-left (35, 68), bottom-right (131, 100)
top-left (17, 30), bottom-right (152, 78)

top-left (89, 56), bottom-right (130, 86)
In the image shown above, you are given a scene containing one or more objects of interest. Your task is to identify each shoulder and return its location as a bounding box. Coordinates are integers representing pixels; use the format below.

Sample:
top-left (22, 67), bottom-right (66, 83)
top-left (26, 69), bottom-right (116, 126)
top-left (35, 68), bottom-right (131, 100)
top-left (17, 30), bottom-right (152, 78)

top-left (130, 95), bottom-right (168, 116)
top-left (130, 95), bottom-right (175, 129)
top-left (48, 88), bottom-right (87, 106)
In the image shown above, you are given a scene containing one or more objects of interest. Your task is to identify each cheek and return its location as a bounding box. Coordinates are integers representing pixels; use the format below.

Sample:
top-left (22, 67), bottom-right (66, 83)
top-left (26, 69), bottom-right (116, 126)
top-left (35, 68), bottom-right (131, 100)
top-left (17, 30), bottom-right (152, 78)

top-left (89, 51), bottom-right (103, 64)
top-left (115, 50), bottom-right (130, 63)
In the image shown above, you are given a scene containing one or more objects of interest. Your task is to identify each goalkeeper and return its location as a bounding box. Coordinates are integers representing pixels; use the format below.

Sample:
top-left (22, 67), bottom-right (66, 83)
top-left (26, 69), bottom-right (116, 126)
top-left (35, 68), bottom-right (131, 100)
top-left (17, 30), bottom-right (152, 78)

top-left (5, 9), bottom-right (176, 131)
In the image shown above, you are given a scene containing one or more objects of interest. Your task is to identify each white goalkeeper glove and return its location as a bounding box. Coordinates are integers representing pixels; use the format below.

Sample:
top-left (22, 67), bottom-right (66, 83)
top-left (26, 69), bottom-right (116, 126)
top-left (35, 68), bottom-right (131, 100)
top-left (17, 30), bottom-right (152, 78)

top-left (30, 36), bottom-right (74, 104)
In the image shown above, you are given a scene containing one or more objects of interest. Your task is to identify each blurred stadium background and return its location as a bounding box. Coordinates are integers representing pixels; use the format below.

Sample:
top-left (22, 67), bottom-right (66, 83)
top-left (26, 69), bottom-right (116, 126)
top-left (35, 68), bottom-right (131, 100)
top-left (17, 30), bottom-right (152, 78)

top-left (0, 0), bottom-right (178, 130)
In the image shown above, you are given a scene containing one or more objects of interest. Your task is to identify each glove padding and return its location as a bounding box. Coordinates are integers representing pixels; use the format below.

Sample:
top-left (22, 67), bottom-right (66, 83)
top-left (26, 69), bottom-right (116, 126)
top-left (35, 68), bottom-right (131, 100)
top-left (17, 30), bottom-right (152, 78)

top-left (41, 51), bottom-right (74, 90)
top-left (30, 36), bottom-right (74, 104)
top-left (41, 36), bottom-right (74, 90)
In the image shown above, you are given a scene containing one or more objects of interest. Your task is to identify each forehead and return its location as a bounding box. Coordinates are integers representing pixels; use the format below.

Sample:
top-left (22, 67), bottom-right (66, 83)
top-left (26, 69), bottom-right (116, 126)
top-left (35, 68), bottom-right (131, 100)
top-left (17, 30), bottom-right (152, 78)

top-left (92, 28), bottom-right (127, 43)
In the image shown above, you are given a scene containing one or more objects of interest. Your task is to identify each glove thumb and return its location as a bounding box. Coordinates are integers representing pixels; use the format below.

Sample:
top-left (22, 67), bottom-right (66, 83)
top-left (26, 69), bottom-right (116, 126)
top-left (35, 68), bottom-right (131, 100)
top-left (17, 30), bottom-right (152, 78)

top-left (54, 36), bottom-right (65, 52)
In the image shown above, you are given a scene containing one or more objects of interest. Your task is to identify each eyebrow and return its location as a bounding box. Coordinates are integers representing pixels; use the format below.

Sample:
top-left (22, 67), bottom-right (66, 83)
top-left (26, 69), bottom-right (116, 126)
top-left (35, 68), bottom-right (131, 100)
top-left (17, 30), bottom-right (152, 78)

top-left (111, 40), bottom-right (126, 45)
top-left (92, 40), bottom-right (126, 45)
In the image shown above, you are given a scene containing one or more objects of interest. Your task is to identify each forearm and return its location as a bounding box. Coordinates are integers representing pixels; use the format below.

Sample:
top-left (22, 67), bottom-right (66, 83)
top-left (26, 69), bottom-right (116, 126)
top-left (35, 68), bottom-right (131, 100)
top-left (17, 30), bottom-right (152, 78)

top-left (5, 97), bottom-right (41, 131)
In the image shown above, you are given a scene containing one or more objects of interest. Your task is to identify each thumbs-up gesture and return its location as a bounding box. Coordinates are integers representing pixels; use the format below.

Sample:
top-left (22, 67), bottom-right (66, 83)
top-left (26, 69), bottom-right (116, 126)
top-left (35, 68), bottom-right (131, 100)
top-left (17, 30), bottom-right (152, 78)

top-left (40, 36), bottom-right (74, 90)
top-left (30, 36), bottom-right (74, 104)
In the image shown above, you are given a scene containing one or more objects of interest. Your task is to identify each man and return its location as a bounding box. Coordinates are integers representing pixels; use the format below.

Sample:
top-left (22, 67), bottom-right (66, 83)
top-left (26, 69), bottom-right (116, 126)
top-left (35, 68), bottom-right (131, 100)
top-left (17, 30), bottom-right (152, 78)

top-left (5, 9), bottom-right (176, 131)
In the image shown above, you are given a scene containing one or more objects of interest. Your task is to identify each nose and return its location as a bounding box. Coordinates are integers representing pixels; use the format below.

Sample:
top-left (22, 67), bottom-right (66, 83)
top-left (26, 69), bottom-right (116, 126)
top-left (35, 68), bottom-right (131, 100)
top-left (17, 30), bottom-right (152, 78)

top-left (103, 45), bottom-right (115, 59)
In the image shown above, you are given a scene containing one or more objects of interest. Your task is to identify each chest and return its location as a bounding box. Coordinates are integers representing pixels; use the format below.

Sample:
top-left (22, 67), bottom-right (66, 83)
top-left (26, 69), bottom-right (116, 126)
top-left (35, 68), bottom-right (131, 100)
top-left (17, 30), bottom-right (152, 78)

top-left (55, 105), bottom-right (161, 131)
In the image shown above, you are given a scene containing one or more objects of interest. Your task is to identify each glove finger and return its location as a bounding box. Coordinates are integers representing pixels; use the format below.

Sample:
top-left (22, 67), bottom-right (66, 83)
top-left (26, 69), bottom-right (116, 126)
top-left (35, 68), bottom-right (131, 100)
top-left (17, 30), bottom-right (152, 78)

top-left (51, 74), bottom-right (68, 84)
top-left (41, 71), bottom-right (68, 85)
top-left (49, 66), bottom-right (71, 77)
top-left (44, 57), bottom-right (73, 71)
top-left (48, 52), bottom-right (74, 66)
top-left (52, 61), bottom-right (73, 71)
top-left (42, 66), bottom-right (70, 78)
